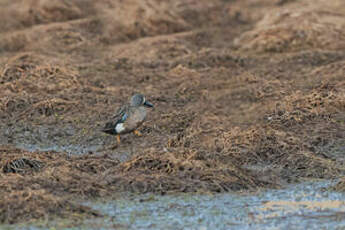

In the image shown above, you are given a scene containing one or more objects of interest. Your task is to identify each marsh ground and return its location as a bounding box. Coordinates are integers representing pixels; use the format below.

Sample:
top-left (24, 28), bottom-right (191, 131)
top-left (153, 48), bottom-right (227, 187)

top-left (0, 0), bottom-right (344, 226)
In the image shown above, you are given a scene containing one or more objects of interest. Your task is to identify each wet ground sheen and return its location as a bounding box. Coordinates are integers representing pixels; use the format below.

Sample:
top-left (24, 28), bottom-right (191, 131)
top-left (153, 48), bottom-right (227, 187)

top-left (2, 181), bottom-right (344, 230)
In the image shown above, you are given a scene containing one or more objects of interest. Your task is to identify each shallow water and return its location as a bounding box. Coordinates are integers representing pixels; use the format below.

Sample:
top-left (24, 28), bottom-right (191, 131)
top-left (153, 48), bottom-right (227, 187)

top-left (4, 181), bottom-right (345, 230)
top-left (13, 142), bottom-right (133, 163)
top-left (82, 181), bottom-right (345, 230)
top-left (14, 142), bottom-right (103, 155)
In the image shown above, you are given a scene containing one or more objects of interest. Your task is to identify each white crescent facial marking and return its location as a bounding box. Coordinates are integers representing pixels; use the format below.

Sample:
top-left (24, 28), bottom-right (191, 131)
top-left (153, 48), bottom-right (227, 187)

top-left (115, 123), bottom-right (125, 133)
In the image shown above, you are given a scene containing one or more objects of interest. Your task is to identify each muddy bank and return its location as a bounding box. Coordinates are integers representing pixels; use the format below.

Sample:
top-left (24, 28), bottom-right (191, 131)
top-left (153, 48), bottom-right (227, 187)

top-left (0, 0), bottom-right (345, 225)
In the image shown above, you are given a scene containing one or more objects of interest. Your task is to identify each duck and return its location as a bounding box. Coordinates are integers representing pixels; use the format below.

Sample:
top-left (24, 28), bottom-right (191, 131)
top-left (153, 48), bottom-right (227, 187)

top-left (102, 94), bottom-right (153, 143)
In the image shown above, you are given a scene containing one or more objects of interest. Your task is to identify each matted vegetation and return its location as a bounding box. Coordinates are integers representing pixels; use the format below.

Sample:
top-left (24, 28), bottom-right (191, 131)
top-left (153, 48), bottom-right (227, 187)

top-left (0, 0), bottom-right (344, 225)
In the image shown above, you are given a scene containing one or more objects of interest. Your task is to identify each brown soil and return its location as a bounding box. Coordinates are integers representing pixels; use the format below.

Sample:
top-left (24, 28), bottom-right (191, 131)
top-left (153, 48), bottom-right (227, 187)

top-left (0, 0), bottom-right (345, 225)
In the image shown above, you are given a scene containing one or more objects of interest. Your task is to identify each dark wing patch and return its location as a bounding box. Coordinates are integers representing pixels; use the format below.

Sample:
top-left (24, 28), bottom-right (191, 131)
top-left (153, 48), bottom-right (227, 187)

top-left (102, 105), bottom-right (127, 135)
top-left (102, 121), bottom-right (117, 134)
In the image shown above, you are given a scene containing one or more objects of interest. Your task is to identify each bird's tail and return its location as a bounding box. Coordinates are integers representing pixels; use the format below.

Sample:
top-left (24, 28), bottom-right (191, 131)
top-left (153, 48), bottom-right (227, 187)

top-left (101, 122), bottom-right (117, 135)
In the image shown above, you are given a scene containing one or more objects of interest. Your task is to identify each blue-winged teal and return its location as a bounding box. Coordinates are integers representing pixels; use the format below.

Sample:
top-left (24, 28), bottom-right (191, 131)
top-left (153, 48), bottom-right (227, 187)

top-left (102, 94), bottom-right (153, 143)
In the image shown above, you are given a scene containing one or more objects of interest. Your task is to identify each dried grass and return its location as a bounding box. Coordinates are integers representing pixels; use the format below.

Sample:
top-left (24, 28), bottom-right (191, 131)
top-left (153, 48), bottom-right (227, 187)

top-left (0, 146), bottom-right (266, 223)
top-left (332, 178), bottom-right (345, 193)
top-left (0, 0), bottom-right (345, 226)
top-left (234, 0), bottom-right (345, 52)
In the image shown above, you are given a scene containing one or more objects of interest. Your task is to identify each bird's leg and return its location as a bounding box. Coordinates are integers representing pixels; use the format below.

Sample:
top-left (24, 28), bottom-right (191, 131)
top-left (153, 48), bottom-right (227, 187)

top-left (133, 130), bottom-right (142, 137)
top-left (116, 135), bottom-right (121, 144)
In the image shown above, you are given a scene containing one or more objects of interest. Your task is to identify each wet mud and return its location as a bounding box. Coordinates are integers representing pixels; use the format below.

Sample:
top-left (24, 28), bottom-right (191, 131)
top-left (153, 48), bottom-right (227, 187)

top-left (0, 0), bottom-right (345, 225)
top-left (4, 181), bottom-right (345, 229)
top-left (75, 181), bottom-right (345, 230)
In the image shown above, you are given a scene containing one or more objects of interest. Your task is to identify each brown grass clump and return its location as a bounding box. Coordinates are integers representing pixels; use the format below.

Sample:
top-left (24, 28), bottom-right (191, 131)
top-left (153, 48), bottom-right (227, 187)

top-left (0, 146), bottom-right (271, 223)
top-left (0, 147), bottom-right (113, 223)
top-left (97, 0), bottom-right (233, 44)
top-left (109, 151), bottom-right (269, 193)
top-left (205, 80), bottom-right (345, 182)
top-left (96, 0), bottom-right (190, 44)
top-left (0, 189), bottom-right (99, 224)
top-left (332, 177), bottom-right (345, 193)
top-left (3, 157), bottom-right (43, 173)
top-left (267, 83), bottom-right (345, 127)
top-left (0, 53), bottom-right (79, 93)
top-left (0, 0), bottom-right (94, 52)
top-left (219, 127), bottom-right (339, 180)
top-left (0, 53), bottom-right (82, 117)
top-left (0, 0), bottom-right (87, 33)
top-left (234, 0), bottom-right (345, 52)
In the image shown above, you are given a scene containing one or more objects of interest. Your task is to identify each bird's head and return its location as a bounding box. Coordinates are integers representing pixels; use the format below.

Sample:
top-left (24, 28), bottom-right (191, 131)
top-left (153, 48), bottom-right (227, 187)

top-left (130, 94), bottom-right (153, 108)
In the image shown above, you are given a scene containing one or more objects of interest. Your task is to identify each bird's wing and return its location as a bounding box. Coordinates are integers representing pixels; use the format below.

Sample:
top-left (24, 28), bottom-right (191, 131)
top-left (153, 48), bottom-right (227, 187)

top-left (102, 105), bottom-right (128, 133)
top-left (112, 105), bottom-right (128, 122)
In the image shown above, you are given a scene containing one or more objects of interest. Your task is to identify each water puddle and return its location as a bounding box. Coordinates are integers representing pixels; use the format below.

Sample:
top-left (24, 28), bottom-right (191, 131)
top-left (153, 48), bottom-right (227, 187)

top-left (11, 143), bottom-right (133, 163)
top-left (77, 180), bottom-right (345, 230)
top-left (2, 180), bottom-right (345, 229)
top-left (14, 142), bottom-right (103, 155)
top-left (83, 182), bottom-right (345, 230)
top-left (0, 124), bottom-right (110, 155)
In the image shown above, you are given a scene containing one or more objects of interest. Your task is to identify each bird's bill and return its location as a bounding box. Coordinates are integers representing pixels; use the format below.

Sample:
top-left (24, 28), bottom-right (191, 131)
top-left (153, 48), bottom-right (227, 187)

top-left (143, 101), bottom-right (154, 108)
